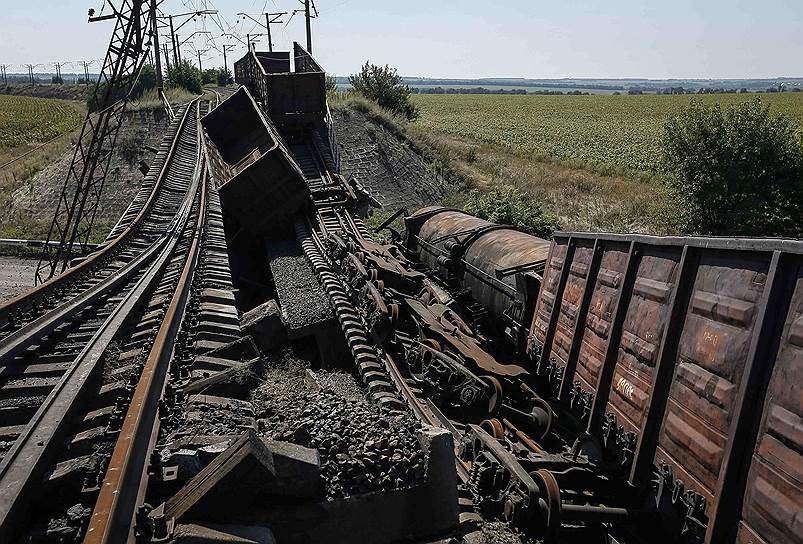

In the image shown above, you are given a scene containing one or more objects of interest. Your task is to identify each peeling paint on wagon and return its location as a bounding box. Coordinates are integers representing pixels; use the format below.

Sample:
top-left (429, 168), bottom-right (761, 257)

top-left (527, 232), bottom-right (803, 543)
top-left (405, 207), bottom-right (550, 337)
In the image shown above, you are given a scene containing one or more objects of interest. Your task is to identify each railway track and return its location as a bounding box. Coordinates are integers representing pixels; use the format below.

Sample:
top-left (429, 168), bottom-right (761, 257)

top-left (291, 140), bottom-right (480, 489)
top-left (0, 94), bottom-right (227, 542)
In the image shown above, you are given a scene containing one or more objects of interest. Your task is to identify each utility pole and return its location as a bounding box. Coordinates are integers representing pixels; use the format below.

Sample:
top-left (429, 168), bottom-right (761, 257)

top-left (162, 10), bottom-right (217, 66)
top-left (163, 43), bottom-right (172, 71)
top-left (265, 12), bottom-right (286, 52)
top-left (1, 64), bottom-right (7, 85)
top-left (304, 0), bottom-right (312, 53)
top-left (222, 44), bottom-right (236, 76)
top-left (197, 49), bottom-right (208, 72)
top-left (169, 15), bottom-right (178, 65)
top-left (82, 61), bottom-right (90, 84)
top-left (292, 1), bottom-right (318, 53)
top-left (26, 64), bottom-right (35, 85)
top-left (238, 12), bottom-right (286, 52)
top-left (149, 0), bottom-right (163, 89)
top-left (53, 62), bottom-right (62, 83)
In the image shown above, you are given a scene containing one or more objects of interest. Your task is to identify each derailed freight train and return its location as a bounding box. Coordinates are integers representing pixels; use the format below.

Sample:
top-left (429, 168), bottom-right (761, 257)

top-left (403, 208), bottom-right (802, 544)
top-left (224, 41), bottom-right (801, 543)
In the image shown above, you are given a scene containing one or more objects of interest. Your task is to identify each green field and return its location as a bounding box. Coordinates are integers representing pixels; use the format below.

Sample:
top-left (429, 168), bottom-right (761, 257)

top-left (0, 94), bottom-right (83, 149)
top-left (412, 93), bottom-right (803, 174)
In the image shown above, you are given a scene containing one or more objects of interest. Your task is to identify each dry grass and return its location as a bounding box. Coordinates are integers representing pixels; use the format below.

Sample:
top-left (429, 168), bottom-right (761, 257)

top-left (418, 133), bottom-right (666, 233)
top-left (128, 87), bottom-right (198, 111)
top-left (330, 92), bottom-right (666, 234)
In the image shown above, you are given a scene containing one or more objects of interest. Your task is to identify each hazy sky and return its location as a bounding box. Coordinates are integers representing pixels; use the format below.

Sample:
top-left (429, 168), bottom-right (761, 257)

top-left (1, 0), bottom-right (801, 79)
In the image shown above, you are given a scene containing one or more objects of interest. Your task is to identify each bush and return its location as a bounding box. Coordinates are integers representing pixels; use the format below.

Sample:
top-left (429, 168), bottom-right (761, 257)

top-left (349, 62), bottom-right (418, 120)
top-left (216, 68), bottom-right (233, 86)
top-left (201, 67), bottom-right (233, 86)
top-left (166, 60), bottom-right (202, 95)
top-left (661, 98), bottom-right (803, 236)
top-left (132, 64), bottom-right (157, 99)
top-left (201, 68), bottom-right (217, 85)
top-left (464, 186), bottom-right (560, 238)
top-left (325, 74), bottom-right (337, 93)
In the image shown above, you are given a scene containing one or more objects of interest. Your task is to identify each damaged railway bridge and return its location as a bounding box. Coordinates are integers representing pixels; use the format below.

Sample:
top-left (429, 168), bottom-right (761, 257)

top-left (0, 41), bottom-right (800, 544)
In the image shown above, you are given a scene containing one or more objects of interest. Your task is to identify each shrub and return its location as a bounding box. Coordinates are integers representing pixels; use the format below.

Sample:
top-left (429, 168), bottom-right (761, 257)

top-left (131, 64), bottom-right (157, 99)
top-left (200, 68), bottom-right (232, 86)
top-left (325, 74), bottom-right (337, 93)
top-left (201, 68), bottom-right (218, 85)
top-left (464, 186), bottom-right (560, 238)
top-left (661, 98), bottom-right (803, 236)
top-left (166, 60), bottom-right (202, 95)
top-left (349, 62), bottom-right (418, 120)
top-left (216, 68), bottom-right (233, 86)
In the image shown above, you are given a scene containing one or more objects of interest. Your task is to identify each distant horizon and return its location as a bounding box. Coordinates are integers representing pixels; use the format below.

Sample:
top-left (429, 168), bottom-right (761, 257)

top-left (2, 1), bottom-right (801, 84)
top-left (4, 73), bottom-right (802, 83)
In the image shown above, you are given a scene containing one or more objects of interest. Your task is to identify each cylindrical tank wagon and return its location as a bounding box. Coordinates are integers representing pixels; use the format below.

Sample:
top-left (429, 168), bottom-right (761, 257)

top-left (404, 206), bottom-right (550, 348)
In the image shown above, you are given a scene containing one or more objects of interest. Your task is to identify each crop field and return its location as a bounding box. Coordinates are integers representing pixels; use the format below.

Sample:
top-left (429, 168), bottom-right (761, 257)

top-left (0, 94), bottom-right (83, 149)
top-left (412, 93), bottom-right (803, 174)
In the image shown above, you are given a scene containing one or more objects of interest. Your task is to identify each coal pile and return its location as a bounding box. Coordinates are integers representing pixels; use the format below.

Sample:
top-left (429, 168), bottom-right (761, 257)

top-left (257, 391), bottom-right (427, 500)
top-left (267, 239), bottom-right (334, 331)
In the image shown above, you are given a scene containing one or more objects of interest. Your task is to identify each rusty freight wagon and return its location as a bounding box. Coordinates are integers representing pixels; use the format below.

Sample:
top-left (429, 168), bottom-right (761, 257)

top-left (234, 42), bottom-right (327, 127)
top-left (528, 232), bottom-right (803, 543)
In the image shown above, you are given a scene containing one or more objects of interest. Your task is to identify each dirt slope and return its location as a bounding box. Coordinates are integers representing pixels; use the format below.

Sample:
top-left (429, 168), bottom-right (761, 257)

top-left (332, 108), bottom-right (453, 211)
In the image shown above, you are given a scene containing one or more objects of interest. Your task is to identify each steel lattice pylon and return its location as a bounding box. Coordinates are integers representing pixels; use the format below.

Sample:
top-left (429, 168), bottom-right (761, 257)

top-left (35, 0), bottom-right (152, 285)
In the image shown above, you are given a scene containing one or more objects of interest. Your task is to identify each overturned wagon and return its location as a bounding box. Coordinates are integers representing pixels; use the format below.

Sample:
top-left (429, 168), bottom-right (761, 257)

top-left (201, 87), bottom-right (309, 234)
top-left (405, 206), bottom-right (550, 348)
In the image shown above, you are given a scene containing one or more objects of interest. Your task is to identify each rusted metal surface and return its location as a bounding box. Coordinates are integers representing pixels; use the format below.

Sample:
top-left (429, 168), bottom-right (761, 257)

top-left (527, 231), bottom-right (803, 542)
top-left (654, 251), bottom-right (772, 500)
top-left (234, 42), bottom-right (326, 123)
top-left (405, 207), bottom-right (550, 334)
top-left (201, 87), bottom-right (309, 234)
top-left (737, 264), bottom-right (803, 544)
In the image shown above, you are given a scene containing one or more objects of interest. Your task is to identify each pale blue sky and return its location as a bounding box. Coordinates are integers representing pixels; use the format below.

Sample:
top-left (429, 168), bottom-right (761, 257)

top-left (1, 0), bottom-right (801, 78)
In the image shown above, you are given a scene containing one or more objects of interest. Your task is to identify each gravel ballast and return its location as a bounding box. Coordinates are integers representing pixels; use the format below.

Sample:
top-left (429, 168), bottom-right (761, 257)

top-left (257, 391), bottom-right (427, 500)
top-left (267, 239), bottom-right (333, 331)
top-left (252, 358), bottom-right (426, 501)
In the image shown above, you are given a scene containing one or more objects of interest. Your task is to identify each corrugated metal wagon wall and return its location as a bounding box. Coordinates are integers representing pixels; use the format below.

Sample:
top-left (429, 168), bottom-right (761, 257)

top-left (527, 232), bottom-right (802, 544)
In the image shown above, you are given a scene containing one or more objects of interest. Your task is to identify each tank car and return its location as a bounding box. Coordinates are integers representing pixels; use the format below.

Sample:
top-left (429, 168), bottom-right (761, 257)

top-left (404, 206), bottom-right (550, 350)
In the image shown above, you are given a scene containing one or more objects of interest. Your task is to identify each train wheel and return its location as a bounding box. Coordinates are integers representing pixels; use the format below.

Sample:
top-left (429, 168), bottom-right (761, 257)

top-left (531, 469), bottom-right (561, 538)
top-left (480, 418), bottom-right (504, 440)
top-left (388, 303), bottom-right (399, 324)
top-left (480, 376), bottom-right (503, 415)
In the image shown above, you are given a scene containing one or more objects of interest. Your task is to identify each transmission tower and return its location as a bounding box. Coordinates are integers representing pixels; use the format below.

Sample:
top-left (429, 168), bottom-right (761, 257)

top-left (35, 0), bottom-right (153, 284)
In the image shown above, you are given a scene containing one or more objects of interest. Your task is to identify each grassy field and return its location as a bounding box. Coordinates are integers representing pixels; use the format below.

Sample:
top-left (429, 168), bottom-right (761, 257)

top-left (412, 93), bottom-right (803, 175)
top-left (0, 96), bottom-right (84, 196)
top-left (0, 94), bottom-right (83, 149)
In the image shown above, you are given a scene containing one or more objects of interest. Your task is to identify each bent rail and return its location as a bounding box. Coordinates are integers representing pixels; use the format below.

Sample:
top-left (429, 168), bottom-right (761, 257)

top-left (0, 104), bottom-right (195, 332)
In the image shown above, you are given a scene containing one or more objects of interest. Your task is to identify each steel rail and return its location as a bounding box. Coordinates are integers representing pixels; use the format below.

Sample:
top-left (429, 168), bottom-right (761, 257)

top-left (0, 102), bottom-right (195, 330)
top-left (86, 94), bottom-right (220, 544)
top-left (0, 152), bottom-right (203, 543)
top-left (86, 148), bottom-right (207, 544)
